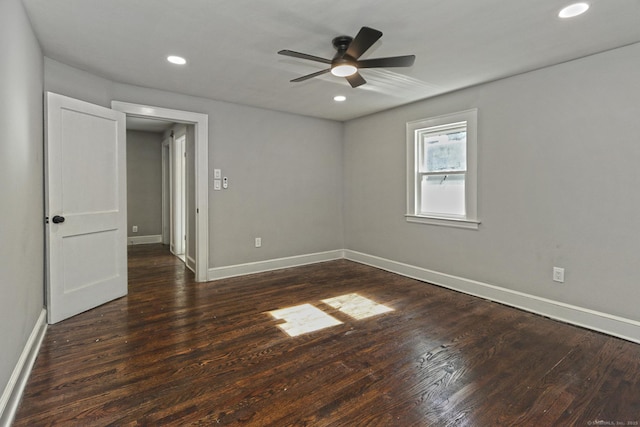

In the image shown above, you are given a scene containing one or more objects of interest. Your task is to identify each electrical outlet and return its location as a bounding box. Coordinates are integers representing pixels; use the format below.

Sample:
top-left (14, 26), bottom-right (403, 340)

top-left (132, 225), bottom-right (138, 233)
top-left (553, 267), bottom-right (565, 283)
top-left (255, 237), bottom-right (262, 248)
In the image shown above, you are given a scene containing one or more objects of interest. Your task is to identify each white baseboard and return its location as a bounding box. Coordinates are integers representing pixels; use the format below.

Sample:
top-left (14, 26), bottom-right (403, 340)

top-left (208, 250), bottom-right (344, 281)
top-left (127, 235), bottom-right (163, 245)
top-left (344, 250), bottom-right (640, 344)
top-left (0, 309), bottom-right (47, 427)
top-left (205, 247), bottom-right (640, 342)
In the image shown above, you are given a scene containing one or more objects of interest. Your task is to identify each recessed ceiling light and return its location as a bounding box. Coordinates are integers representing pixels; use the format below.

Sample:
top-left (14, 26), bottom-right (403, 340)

top-left (558, 2), bottom-right (590, 18)
top-left (334, 95), bottom-right (346, 102)
top-left (167, 55), bottom-right (187, 65)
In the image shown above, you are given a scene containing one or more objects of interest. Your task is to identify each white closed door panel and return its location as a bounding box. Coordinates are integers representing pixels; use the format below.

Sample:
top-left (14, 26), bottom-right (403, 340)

top-left (46, 92), bottom-right (127, 324)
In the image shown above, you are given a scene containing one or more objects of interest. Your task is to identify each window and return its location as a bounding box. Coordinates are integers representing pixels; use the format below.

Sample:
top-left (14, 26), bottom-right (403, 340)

top-left (406, 109), bottom-right (479, 229)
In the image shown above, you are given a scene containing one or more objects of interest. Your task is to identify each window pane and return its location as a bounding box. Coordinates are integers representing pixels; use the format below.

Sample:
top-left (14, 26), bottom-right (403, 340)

top-left (420, 174), bottom-right (465, 216)
top-left (420, 130), bottom-right (466, 173)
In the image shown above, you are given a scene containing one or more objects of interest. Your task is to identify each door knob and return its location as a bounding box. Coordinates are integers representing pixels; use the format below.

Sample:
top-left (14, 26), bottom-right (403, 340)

top-left (52, 215), bottom-right (65, 224)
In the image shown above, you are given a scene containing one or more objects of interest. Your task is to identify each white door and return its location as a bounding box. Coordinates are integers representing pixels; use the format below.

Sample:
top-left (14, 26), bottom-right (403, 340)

top-left (171, 134), bottom-right (186, 256)
top-left (161, 139), bottom-right (170, 245)
top-left (45, 92), bottom-right (127, 324)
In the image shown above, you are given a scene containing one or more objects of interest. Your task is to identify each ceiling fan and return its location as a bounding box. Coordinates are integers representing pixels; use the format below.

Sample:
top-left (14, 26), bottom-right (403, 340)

top-left (278, 26), bottom-right (415, 88)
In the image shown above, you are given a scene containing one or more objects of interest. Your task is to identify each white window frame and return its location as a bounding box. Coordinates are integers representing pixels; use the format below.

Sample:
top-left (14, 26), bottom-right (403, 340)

top-left (406, 109), bottom-right (480, 229)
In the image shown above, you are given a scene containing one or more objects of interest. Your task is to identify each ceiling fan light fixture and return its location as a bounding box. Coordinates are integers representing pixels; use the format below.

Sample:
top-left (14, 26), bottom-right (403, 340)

top-left (331, 64), bottom-right (357, 77)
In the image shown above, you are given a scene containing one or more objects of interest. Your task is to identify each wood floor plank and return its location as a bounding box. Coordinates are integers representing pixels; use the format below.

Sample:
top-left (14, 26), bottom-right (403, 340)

top-left (13, 244), bottom-right (640, 426)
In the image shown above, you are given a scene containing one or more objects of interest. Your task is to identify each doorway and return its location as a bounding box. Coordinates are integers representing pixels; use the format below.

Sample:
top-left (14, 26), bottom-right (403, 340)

top-left (112, 101), bottom-right (209, 282)
top-left (127, 120), bottom-right (191, 268)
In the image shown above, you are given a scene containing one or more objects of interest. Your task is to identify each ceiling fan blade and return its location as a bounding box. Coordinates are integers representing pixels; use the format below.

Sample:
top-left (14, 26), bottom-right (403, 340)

top-left (278, 50), bottom-right (332, 64)
top-left (291, 68), bottom-right (331, 82)
top-left (346, 72), bottom-right (366, 88)
top-left (345, 27), bottom-right (382, 59)
top-left (357, 55), bottom-right (416, 69)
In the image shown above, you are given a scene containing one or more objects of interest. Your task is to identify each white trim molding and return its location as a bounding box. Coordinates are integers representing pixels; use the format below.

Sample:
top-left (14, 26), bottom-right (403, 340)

top-left (405, 214), bottom-right (480, 229)
top-left (127, 235), bottom-right (163, 245)
top-left (111, 101), bottom-right (209, 282)
top-left (0, 309), bottom-right (47, 427)
top-left (206, 249), bottom-right (640, 343)
top-left (208, 250), bottom-right (344, 281)
top-left (343, 250), bottom-right (640, 344)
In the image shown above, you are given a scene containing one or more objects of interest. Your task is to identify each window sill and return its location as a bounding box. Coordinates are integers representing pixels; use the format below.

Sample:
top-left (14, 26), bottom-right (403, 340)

top-left (405, 214), bottom-right (480, 230)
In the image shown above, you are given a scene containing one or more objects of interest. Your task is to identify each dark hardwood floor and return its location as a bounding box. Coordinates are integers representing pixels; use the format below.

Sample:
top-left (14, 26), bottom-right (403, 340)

top-left (14, 244), bottom-right (640, 426)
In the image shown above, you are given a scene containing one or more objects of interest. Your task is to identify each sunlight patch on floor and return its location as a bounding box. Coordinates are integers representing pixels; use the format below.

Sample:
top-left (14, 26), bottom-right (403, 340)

top-left (269, 303), bottom-right (343, 337)
top-left (322, 293), bottom-right (394, 320)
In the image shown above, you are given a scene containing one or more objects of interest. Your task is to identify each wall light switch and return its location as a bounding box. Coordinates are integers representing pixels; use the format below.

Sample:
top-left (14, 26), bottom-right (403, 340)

top-left (214, 169), bottom-right (222, 179)
top-left (213, 179), bottom-right (221, 190)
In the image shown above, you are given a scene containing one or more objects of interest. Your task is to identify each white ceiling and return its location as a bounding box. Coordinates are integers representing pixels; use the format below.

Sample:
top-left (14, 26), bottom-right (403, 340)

top-left (22, 0), bottom-right (640, 122)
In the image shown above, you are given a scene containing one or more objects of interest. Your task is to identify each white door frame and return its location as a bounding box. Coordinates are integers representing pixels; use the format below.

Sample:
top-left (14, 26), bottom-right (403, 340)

top-left (172, 134), bottom-right (186, 257)
top-left (112, 101), bottom-right (209, 282)
top-left (161, 138), bottom-right (170, 245)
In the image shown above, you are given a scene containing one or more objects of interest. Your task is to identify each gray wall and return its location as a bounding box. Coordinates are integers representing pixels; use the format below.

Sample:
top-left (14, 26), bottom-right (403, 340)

top-left (45, 58), bottom-right (345, 268)
top-left (126, 130), bottom-right (163, 238)
top-left (0, 0), bottom-right (44, 408)
top-left (344, 42), bottom-right (640, 322)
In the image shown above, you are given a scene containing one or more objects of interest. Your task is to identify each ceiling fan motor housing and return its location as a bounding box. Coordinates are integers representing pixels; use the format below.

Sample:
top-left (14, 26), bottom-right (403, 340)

top-left (332, 35), bottom-right (353, 55)
top-left (331, 36), bottom-right (357, 71)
